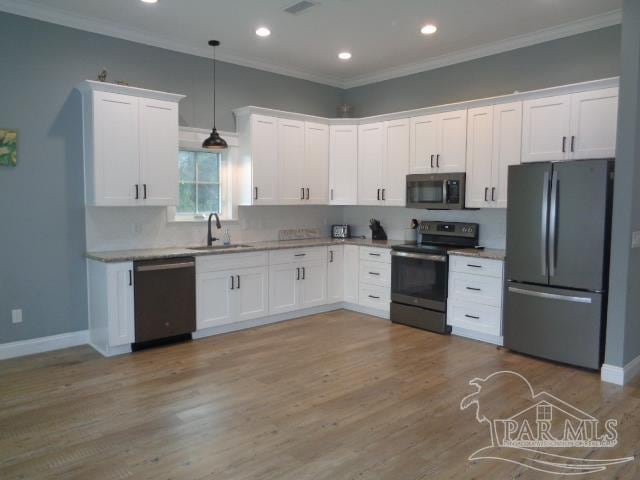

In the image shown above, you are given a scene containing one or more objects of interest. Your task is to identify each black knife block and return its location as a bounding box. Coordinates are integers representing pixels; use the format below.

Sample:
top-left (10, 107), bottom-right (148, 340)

top-left (370, 223), bottom-right (388, 241)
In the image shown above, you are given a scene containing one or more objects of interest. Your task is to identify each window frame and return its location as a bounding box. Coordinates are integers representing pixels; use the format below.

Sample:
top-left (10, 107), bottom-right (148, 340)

top-left (177, 148), bottom-right (222, 217)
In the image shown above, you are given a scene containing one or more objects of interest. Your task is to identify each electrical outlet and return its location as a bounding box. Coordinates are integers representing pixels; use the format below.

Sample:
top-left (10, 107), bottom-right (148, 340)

top-left (11, 309), bottom-right (22, 324)
top-left (633, 231), bottom-right (640, 249)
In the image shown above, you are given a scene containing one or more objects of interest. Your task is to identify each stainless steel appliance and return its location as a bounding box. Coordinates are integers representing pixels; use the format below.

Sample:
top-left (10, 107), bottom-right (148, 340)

top-left (406, 173), bottom-right (466, 210)
top-left (391, 221), bottom-right (479, 333)
top-left (133, 257), bottom-right (196, 347)
top-left (331, 224), bottom-right (351, 239)
top-left (504, 159), bottom-right (614, 370)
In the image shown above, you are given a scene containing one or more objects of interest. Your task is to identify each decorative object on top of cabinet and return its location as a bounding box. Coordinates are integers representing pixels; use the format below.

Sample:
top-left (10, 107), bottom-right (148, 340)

top-left (358, 119), bottom-right (409, 206)
top-left (521, 87), bottom-right (618, 163)
top-left (330, 124), bottom-right (358, 205)
top-left (337, 104), bottom-right (354, 118)
top-left (466, 102), bottom-right (522, 208)
top-left (76, 80), bottom-right (184, 207)
top-left (97, 69), bottom-right (107, 82)
top-left (0, 129), bottom-right (17, 167)
top-left (410, 109), bottom-right (467, 174)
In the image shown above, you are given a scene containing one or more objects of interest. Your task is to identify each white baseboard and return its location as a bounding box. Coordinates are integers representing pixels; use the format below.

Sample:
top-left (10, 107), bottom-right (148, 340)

top-left (601, 354), bottom-right (640, 385)
top-left (451, 327), bottom-right (503, 346)
top-left (0, 330), bottom-right (89, 361)
top-left (88, 341), bottom-right (132, 358)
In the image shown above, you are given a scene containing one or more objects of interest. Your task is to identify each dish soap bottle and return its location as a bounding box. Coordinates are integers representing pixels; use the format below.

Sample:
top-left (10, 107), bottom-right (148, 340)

top-left (223, 228), bottom-right (231, 246)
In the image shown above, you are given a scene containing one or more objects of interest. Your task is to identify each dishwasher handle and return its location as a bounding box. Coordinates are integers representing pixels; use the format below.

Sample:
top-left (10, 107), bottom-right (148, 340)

top-left (135, 261), bottom-right (195, 272)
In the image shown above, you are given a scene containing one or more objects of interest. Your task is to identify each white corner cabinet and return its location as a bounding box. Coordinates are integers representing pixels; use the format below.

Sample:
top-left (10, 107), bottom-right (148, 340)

top-left (77, 81), bottom-right (184, 206)
top-left (329, 125), bottom-right (358, 205)
top-left (521, 87), bottom-right (618, 163)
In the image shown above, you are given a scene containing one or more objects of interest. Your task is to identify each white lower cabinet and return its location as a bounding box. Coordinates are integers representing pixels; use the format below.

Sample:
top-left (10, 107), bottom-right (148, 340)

top-left (357, 247), bottom-right (391, 314)
top-left (447, 255), bottom-right (504, 345)
top-left (343, 245), bottom-right (360, 304)
top-left (196, 253), bottom-right (269, 330)
top-left (327, 246), bottom-right (345, 303)
top-left (87, 260), bottom-right (135, 356)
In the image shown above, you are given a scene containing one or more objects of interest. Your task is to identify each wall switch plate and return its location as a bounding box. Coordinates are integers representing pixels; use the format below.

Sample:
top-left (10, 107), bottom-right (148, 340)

top-left (11, 309), bottom-right (22, 324)
top-left (633, 231), bottom-right (640, 249)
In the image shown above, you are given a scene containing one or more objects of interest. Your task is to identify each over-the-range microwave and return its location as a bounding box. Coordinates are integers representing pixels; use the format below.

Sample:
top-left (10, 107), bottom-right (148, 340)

top-left (406, 173), bottom-right (466, 210)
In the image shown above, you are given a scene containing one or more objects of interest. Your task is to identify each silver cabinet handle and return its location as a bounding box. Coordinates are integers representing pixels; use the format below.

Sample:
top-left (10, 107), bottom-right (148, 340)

top-left (467, 264), bottom-right (482, 269)
top-left (508, 286), bottom-right (592, 304)
top-left (294, 253), bottom-right (306, 257)
top-left (541, 171), bottom-right (550, 276)
top-left (254, 187), bottom-right (258, 200)
top-left (369, 252), bottom-right (381, 257)
top-left (491, 187), bottom-right (496, 202)
top-left (329, 250), bottom-right (334, 263)
top-left (549, 170), bottom-right (559, 277)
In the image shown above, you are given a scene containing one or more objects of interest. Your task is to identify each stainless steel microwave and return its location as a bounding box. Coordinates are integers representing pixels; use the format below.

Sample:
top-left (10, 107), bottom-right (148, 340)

top-left (406, 173), bottom-right (466, 209)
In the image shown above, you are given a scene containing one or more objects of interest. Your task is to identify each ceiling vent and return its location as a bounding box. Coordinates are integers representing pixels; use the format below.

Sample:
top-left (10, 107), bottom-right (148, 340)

top-left (284, 1), bottom-right (316, 15)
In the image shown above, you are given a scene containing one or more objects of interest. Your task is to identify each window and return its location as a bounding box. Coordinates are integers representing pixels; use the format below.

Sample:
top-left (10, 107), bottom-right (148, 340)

top-left (537, 404), bottom-right (552, 422)
top-left (178, 150), bottom-right (221, 215)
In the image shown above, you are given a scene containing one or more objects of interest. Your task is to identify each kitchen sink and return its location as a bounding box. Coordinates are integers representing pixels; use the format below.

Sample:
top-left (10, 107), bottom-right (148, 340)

top-left (187, 244), bottom-right (251, 251)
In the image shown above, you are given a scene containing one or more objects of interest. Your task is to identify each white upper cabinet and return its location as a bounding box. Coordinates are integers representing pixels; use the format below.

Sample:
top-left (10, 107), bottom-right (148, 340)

top-left (78, 81), bottom-right (184, 206)
top-left (410, 109), bottom-right (467, 173)
top-left (329, 125), bottom-right (358, 205)
top-left (466, 103), bottom-right (522, 209)
top-left (238, 114), bottom-right (279, 205)
top-left (304, 122), bottom-right (329, 204)
top-left (358, 123), bottom-right (385, 205)
top-left (522, 87), bottom-right (618, 163)
top-left (278, 118), bottom-right (306, 204)
top-left (382, 119), bottom-right (410, 206)
top-left (569, 88), bottom-right (618, 159)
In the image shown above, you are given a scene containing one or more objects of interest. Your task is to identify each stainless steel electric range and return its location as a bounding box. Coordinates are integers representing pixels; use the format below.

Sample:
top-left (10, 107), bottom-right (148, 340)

top-left (390, 221), bottom-right (479, 334)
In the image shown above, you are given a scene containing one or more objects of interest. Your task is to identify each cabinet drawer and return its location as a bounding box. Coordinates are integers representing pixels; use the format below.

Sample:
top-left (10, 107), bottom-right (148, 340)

top-left (359, 247), bottom-right (391, 264)
top-left (447, 300), bottom-right (501, 337)
top-left (269, 247), bottom-right (327, 265)
top-left (196, 252), bottom-right (268, 273)
top-left (448, 272), bottom-right (503, 307)
top-left (359, 260), bottom-right (391, 287)
top-left (449, 255), bottom-right (503, 278)
top-left (358, 284), bottom-right (390, 312)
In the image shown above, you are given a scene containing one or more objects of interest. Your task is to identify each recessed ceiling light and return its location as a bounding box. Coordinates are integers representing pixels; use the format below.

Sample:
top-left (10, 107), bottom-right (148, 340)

top-left (256, 27), bottom-right (271, 37)
top-left (338, 52), bottom-right (352, 60)
top-left (141, 0), bottom-right (158, 3)
top-left (421, 24), bottom-right (438, 35)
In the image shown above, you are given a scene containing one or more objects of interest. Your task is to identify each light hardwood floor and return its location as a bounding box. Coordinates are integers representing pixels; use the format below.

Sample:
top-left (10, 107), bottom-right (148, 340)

top-left (1, 310), bottom-right (639, 479)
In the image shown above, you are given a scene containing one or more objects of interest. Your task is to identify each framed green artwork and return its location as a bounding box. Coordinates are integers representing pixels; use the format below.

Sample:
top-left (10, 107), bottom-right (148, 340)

top-left (0, 129), bottom-right (17, 166)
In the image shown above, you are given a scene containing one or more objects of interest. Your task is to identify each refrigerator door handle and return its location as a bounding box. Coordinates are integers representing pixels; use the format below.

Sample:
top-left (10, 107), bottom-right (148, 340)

top-left (549, 170), bottom-right (559, 277)
top-left (508, 286), bottom-right (592, 304)
top-left (541, 171), bottom-right (550, 276)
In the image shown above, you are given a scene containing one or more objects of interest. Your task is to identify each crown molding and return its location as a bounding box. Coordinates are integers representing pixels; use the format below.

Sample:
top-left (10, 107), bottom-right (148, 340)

top-left (343, 9), bottom-right (622, 89)
top-left (0, 0), bottom-right (344, 88)
top-left (0, 1), bottom-right (622, 90)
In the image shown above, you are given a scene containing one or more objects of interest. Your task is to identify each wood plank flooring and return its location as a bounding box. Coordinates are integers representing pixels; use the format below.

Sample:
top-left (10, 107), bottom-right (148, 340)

top-left (1, 310), bottom-right (639, 479)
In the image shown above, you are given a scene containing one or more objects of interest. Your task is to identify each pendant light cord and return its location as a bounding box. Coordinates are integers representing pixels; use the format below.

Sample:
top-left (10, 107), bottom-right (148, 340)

top-left (212, 44), bottom-right (217, 129)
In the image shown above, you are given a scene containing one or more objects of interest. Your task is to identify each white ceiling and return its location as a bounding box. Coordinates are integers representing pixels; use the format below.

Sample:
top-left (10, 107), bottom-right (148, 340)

top-left (0, 0), bottom-right (622, 88)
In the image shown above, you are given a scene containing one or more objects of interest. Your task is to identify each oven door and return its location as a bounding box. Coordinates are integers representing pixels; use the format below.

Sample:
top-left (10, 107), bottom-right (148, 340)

top-left (391, 251), bottom-right (448, 311)
top-left (406, 174), bottom-right (465, 209)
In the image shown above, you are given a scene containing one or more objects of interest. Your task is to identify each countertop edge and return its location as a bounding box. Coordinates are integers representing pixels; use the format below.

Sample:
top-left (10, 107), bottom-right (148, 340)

top-left (448, 249), bottom-right (506, 261)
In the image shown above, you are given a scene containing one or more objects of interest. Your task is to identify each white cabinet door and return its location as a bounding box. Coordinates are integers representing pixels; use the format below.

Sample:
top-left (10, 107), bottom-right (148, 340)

top-left (251, 115), bottom-right (279, 205)
top-left (305, 122), bottom-right (329, 204)
top-left (107, 262), bottom-right (135, 346)
top-left (93, 91), bottom-right (140, 205)
top-left (138, 98), bottom-right (179, 206)
top-left (465, 106), bottom-right (494, 208)
top-left (329, 125), bottom-right (358, 205)
top-left (327, 246), bottom-right (344, 303)
top-left (269, 263), bottom-right (300, 315)
top-left (522, 95), bottom-right (571, 163)
top-left (197, 270), bottom-right (235, 329)
top-left (300, 261), bottom-right (327, 309)
top-left (343, 245), bottom-right (360, 304)
top-left (358, 123), bottom-right (384, 205)
top-left (570, 88), bottom-right (618, 159)
top-left (438, 109), bottom-right (468, 173)
top-left (278, 118), bottom-right (306, 205)
top-left (383, 119), bottom-right (409, 206)
top-left (410, 114), bottom-right (438, 173)
top-left (236, 267), bottom-right (269, 322)
top-left (492, 102), bottom-right (522, 208)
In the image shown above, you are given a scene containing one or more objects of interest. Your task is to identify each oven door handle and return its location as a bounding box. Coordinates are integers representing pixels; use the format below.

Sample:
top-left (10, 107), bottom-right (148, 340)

top-left (391, 251), bottom-right (447, 262)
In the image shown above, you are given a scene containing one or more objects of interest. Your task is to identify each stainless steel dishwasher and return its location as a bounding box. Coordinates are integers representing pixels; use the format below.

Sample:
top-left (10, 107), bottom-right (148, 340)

top-left (133, 256), bottom-right (196, 347)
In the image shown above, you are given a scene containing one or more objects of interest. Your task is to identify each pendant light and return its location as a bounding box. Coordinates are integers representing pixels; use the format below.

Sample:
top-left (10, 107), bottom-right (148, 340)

top-left (202, 40), bottom-right (228, 150)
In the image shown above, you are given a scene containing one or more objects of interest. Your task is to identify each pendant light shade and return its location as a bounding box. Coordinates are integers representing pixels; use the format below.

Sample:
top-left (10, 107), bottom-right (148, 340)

top-left (203, 40), bottom-right (228, 150)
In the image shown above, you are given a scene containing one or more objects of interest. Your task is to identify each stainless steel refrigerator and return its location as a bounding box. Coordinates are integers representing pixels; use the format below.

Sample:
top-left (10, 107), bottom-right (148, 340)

top-left (504, 159), bottom-right (614, 370)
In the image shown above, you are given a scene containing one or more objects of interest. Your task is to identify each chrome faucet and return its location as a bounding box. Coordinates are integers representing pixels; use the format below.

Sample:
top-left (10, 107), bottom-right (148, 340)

top-left (207, 213), bottom-right (222, 246)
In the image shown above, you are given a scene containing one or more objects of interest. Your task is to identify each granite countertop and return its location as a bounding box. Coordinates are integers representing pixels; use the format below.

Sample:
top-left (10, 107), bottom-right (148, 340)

top-left (448, 248), bottom-right (506, 260)
top-left (86, 238), bottom-right (408, 263)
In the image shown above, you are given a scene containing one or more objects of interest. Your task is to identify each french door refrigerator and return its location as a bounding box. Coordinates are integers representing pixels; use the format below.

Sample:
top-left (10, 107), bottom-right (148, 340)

top-left (504, 159), bottom-right (614, 369)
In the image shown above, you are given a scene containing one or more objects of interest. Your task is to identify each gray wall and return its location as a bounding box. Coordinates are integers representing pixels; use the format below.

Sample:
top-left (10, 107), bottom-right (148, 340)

top-left (0, 12), bottom-right (343, 344)
top-left (605, 0), bottom-right (640, 368)
top-left (345, 26), bottom-right (621, 117)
